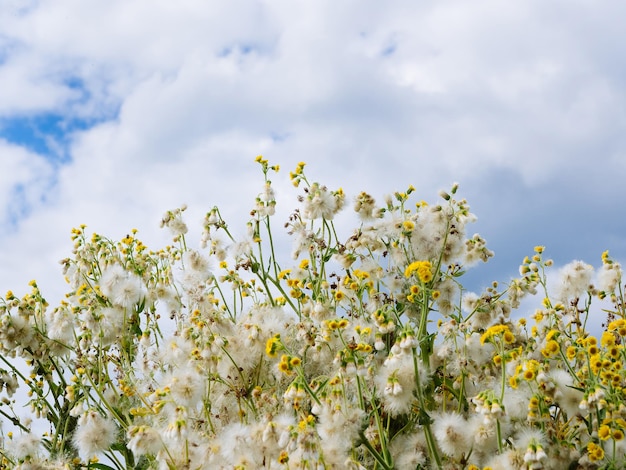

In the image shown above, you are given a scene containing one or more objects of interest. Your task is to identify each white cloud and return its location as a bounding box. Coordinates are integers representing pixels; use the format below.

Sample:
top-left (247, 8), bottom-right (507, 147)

top-left (0, 140), bottom-right (53, 225)
top-left (1, 0), bottom-right (626, 305)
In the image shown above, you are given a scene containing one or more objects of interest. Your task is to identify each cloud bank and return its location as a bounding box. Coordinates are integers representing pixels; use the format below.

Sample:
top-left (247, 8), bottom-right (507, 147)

top-left (1, 0), bottom-right (626, 302)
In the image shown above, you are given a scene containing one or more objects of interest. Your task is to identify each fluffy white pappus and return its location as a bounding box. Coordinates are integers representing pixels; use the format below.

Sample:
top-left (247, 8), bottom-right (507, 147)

top-left (113, 274), bottom-right (146, 308)
top-left (158, 335), bottom-right (195, 369)
top-left (389, 429), bottom-right (428, 469)
top-left (45, 304), bottom-right (76, 351)
top-left (302, 183), bottom-right (343, 220)
top-left (289, 220), bottom-right (314, 260)
top-left (99, 264), bottom-right (147, 308)
top-left (160, 208), bottom-right (188, 237)
top-left (467, 303), bottom-right (496, 331)
top-left (432, 412), bottom-right (472, 459)
top-left (97, 306), bottom-right (125, 346)
top-left (99, 264), bottom-right (127, 297)
top-left (483, 448), bottom-right (526, 470)
top-left (434, 278), bottom-right (459, 317)
top-left (464, 332), bottom-right (493, 368)
top-left (261, 413), bottom-right (295, 451)
top-left (0, 370), bottom-right (18, 397)
top-left (127, 425), bottom-right (163, 457)
top-left (181, 249), bottom-right (213, 286)
top-left (375, 352), bottom-right (419, 417)
top-left (233, 306), bottom-right (295, 372)
top-left (0, 313), bottom-right (37, 353)
top-left (467, 414), bottom-right (498, 457)
top-left (72, 410), bottom-right (118, 458)
top-left (157, 430), bottom-right (211, 470)
top-left (596, 261), bottom-right (622, 293)
top-left (229, 238), bottom-right (254, 261)
top-left (464, 232), bottom-right (494, 266)
top-left (316, 405), bottom-right (364, 465)
top-left (461, 291), bottom-right (480, 313)
top-left (554, 260), bottom-right (594, 302)
top-left (409, 205), bottom-right (466, 263)
top-left (353, 191), bottom-right (379, 222)
top-left (151, 283), bottom-right (181, 314)
top-left (6, 433), bottom-right (41, 460)
top-left (214, 422), bottom-right (266, 467)
top-left (549, 369), bottom-right (584, 419)
top-left (245, 305), bottom-right (294, 338)
top-left (163, 364), bottom-right (207, 408)
top-left (513, 426), bottom-right (546, 453)
top-left (184, 249), bottom-right (211, 273)
top-left (502, 387), bottom-right (533, 422)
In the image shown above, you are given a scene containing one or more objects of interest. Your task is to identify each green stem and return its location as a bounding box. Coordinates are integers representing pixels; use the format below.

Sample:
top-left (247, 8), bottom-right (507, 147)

top-left (496, 419), bottom-right (503, 453)
top-left (412, 351), bottom-right (442, 469)
top-left (358, 430), bottom-right (394, 470)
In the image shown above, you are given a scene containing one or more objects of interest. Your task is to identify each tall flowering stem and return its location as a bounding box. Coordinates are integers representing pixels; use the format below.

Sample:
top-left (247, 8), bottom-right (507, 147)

top-left (2, 158), bottom-right (626, 469)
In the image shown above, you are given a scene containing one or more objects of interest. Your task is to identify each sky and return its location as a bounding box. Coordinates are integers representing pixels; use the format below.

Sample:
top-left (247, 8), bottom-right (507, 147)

top-left (1, 0), bottom-right (626, 309)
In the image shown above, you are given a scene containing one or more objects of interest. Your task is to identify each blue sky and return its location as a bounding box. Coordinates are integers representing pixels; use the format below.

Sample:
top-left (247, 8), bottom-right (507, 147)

top-left (1, 0), bottom-right (626, 305)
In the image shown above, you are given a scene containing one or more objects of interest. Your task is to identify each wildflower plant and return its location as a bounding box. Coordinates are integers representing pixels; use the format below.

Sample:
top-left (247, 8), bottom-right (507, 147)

top-left (1, 156), bottom-right (626, 469)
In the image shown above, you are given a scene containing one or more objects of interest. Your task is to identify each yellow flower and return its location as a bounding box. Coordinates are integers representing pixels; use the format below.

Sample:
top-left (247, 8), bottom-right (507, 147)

top-left (278, 356), bottom-right (292, 374)
top-left (402, 220), bottom-right (415, 232)
top-left (598, 424), bottom-right (611, 441)
top-left (278, 451), bottom-right (289, 464)
top-left (298, 414), bottom-right (315, 430)
top-left (521, 360), bottom-right (540, 381)
top-left (265, 334), bottom-right (281, 357)
top-left (587, 442), bottom-right (604, 461)
top-left (480, 324), bottom-right (510, 345)
top-left (601, 331), bottom-right (616, 348)
top-left (502, 330), bottom-right (516, 344)
top-left (353, 269), bottom-right (370, 280)
top-left (289, 356), bottom-right (302, 367)
top-left (541, 340), bottom-right (560, 358)
top-left (404, 260), bottom-right (433, 283)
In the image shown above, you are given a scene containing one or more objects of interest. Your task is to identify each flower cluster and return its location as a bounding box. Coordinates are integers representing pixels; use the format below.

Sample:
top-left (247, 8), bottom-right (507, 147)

top-left (1, 158), bottom-right (625, 469)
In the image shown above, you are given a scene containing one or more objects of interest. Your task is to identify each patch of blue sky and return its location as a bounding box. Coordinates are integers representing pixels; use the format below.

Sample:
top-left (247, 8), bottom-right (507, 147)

top-left (3, 183), bottom-right (29, 230)
top-left (0, 78), bottom-right (117, 232)
top-left (0, 113), bottom-right (88, 164)
top-left (217, 41), bottom-right (272, 58)
top-left (269, 131), bottom-right (290, 142)
top-left (380, 43), bottom-right (397, 57)
top-left (0, 182), bottom-right (50, 237)
top-left (0, 76), bottom-right (119, 163)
